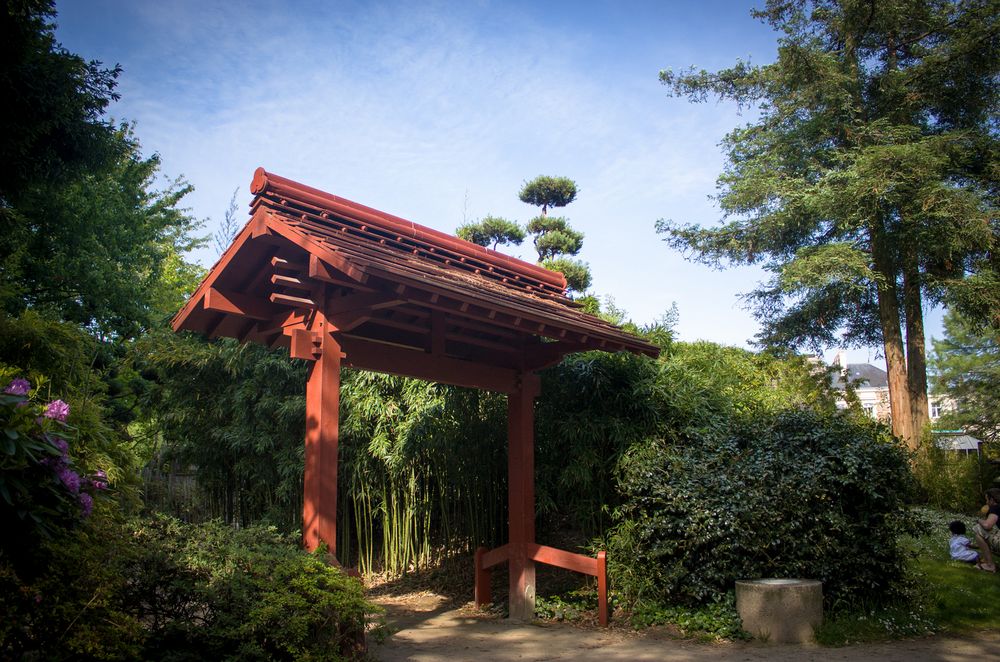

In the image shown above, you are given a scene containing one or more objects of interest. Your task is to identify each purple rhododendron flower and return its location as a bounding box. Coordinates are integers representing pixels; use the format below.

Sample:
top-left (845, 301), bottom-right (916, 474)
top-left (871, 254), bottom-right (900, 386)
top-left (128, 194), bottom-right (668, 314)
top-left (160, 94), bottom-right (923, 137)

top-left (44, 400), bottom-right (70, 422)
top-left (49, 436), bottom-right (69, 457)
top-left (78, 492), bottom-right (93, 517)
top-left (3, 378), bottom-right (30, 396)
top-left (57, 466), bottom-right (81, 494)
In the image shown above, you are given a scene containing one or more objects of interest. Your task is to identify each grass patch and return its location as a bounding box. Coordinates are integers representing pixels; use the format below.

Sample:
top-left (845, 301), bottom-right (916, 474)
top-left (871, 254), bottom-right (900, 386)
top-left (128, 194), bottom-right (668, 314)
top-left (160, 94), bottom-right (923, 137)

top-left (816, 506), bottom-right (1000, 645)
top-left (908, 507), bottom-right (1000, 632)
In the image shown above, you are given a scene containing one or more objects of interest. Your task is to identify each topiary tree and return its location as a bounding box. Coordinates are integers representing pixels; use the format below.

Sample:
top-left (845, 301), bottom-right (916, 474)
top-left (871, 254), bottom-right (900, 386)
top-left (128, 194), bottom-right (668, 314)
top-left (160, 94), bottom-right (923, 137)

top-left (525, 216), bottom-right (584, 261)
top-left (456, 214), bottom-right (525, 250)
top-left (518, 175), bottom-right (578, 215)
top-left (519, 175), bottom-right (591, 294)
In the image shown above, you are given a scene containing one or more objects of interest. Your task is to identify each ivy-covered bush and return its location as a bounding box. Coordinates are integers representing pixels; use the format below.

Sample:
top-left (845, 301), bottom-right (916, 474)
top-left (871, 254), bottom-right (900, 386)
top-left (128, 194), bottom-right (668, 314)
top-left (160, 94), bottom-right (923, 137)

top-left (606, 410), bottom-right (912, 607)
top-left (0, 514), bottom-right (375, 661)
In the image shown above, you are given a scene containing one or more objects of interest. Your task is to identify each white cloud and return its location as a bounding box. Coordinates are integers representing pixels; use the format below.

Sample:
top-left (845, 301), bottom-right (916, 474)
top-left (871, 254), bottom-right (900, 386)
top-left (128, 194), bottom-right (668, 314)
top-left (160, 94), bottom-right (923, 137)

top-left (59, 0), bottom-right (903, 350)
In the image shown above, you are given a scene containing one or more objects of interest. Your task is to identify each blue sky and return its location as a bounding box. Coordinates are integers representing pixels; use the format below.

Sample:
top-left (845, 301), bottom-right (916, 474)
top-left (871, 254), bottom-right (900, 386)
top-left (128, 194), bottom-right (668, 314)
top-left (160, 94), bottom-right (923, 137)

top-left (53, 0), bottom-right (942, 367)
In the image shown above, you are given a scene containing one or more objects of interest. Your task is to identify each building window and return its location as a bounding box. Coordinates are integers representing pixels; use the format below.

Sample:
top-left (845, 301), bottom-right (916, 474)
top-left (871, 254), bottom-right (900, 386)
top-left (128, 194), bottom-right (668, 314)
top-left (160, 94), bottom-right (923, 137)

top-left (863, 405), bottom-right (875, 418)
top-left (930, 403), bottom-right (941, 419)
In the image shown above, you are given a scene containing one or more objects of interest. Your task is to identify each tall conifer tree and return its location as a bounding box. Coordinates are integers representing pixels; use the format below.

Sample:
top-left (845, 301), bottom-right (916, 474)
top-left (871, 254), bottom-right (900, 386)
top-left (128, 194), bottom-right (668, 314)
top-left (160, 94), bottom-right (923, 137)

top-left (657, 0), bottom-right (999, 445)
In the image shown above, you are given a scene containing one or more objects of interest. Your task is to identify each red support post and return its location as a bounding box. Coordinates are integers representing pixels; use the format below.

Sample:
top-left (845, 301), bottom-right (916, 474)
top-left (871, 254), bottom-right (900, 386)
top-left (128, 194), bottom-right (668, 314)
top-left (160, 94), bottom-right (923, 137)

top-left (507, 372), bottom-right (540, 621)
top-left (474, 546), bottom-right (491, 607)
top-left (597, 550), bottom-right (608, 627)
top-left (302, 310), bottom-right (342, 557)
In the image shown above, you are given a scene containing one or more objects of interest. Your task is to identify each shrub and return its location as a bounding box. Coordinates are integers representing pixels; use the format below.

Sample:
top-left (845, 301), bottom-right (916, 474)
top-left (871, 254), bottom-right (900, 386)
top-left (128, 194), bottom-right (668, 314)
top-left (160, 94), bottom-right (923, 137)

top-left (0, 514), bottom-right (375, 661)
top-left (606, 409), bottom-right (912, 608)
top-left (0, 375), bottom-right (111, 576)
top-left (912, 439), bottom-right (998, 513)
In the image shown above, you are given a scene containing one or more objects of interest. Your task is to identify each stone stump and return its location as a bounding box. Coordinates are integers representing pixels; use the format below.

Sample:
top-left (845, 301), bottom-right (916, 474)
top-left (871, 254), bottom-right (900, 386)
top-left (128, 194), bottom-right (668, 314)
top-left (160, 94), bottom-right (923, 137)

top-left (735, 578), bottom-right (822, 643)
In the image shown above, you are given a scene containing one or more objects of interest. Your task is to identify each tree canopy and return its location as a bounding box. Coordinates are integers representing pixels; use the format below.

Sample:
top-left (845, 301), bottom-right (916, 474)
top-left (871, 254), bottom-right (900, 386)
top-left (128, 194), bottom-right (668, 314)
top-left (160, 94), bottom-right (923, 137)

top-left (517, 175), bottom-right (578, 215)
top-left (455, 214), bottom-right (525, 250)
top-left (0, 0), bottom-right (122, 204)
top-left (656, 0), bottom-right (999, 445)
top-left (518, 175), bottom-right (592, 294)
top-left (0, 1), bottom-right (204, 338)
top-left (931, 308), bottom-right (1000, 446)
top-left (454, 176), bottom-right (593, 294)
top-left (526, 215), bottom-right (585, 261)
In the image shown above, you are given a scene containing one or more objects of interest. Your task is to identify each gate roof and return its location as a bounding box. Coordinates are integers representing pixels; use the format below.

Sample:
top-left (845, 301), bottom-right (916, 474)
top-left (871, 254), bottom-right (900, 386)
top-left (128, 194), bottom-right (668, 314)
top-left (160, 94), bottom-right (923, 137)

top-left (172, 168), bottom-right (659, 391)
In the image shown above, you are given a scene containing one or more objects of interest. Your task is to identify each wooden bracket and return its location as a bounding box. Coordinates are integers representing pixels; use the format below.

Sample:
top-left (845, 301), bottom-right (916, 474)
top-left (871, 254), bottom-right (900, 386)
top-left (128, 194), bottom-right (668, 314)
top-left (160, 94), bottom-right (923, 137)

top-left (290, 328), bottom-right (322, 361)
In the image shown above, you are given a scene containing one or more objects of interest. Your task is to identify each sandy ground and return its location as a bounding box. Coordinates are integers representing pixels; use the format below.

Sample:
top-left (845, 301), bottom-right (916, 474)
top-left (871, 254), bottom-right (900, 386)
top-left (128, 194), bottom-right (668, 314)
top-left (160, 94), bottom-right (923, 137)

top-left (370, 592), bottom-right (1000, 662)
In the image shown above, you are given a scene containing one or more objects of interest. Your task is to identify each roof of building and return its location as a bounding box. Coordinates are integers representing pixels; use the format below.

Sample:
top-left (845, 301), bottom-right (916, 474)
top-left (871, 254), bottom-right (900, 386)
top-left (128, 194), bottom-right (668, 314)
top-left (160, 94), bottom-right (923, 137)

top-left (171, 169), bottom-right (659, 391)
top-left (832, 363), bottom-right (889, 390)
top-left (935, 433), bottom-right (982, 451)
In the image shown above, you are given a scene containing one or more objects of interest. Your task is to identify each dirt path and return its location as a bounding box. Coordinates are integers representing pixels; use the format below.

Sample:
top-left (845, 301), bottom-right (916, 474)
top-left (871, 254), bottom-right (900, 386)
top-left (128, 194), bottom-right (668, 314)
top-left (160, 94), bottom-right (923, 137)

top-left (371, 593), bottom-right (1000, 662)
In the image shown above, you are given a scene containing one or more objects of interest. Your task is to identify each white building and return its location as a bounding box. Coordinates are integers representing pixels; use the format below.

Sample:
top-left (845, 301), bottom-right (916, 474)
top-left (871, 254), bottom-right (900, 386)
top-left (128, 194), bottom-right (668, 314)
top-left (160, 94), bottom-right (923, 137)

top-left (829, 351), bottom-right (950, 422)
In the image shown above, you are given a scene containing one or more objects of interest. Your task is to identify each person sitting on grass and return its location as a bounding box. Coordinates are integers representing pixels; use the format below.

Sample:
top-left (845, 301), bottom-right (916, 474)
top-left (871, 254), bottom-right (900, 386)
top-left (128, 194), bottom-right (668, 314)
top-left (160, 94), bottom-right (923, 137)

top-left (972, 487), bottom-right (1000, 573)
top-left (948, 520), bottom-right (979, 563)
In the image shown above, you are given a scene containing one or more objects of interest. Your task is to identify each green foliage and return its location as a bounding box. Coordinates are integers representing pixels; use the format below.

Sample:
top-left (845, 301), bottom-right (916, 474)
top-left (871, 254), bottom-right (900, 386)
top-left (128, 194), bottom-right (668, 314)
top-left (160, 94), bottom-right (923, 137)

top-left (541, 257), bottom-right (592, 294)
top-left (902, 507), bottom-right (1000, 634)
top-left (931, 308), bottom-right (1000, 445)
top-left (631, 592), bottom-right (749, 641)
top-left (517, 174), bottom-right (591, 293)
top-left (338, 371), bottom-right (508, 573)
top-left (817, 506), bottom-right (1000, 644)
top-left (135, 331), bottom-right (308, 530)
top-left (656, 342), bottom-right (839, 437)
top-left (655, 0), bottom-right (1000, 441)
top-left (518, 175), bottom-right (578, 214)
top-left (0, 0), bottom-right (122, 203)
top-left (0, 311), bottom-right (147, 478)
top-left (0, 311), bottom-right (143, 540)
top-left (0, 514), bottom-right (375, 661)
top-left (607, 409), bottom-right (912, 607)
top-left (136, 332), bottom-right (509, 574)
top-left (0, 375), bottom-right (111, 568)
top-left (911, 439), bottom-right (998, 513)
top-left (0, 2), bottom-right (205, 338)
top-left (455, 215), bottom-right (525, 250)
top-left (535, 350), bottom-right (663, 533)
top-left (526, 216), bottom-right (584, 260)
top-left (533, 587), bottom-right (610, 623)
top-left (2, 130), bottom-right (205, 337)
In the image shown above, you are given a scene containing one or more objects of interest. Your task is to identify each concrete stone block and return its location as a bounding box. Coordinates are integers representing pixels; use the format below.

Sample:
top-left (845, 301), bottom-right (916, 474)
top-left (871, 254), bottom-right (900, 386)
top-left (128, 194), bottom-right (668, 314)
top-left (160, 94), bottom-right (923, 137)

top-left (735, 578), bottom-right (823, 643)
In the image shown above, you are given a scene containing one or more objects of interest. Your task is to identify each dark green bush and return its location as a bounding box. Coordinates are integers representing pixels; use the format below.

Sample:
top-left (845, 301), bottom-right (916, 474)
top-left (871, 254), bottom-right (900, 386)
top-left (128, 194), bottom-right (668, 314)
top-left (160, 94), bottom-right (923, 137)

top-left (0, 514), bottom-right (374, 661)
top-left (606, 409), bottom-right (912, 607)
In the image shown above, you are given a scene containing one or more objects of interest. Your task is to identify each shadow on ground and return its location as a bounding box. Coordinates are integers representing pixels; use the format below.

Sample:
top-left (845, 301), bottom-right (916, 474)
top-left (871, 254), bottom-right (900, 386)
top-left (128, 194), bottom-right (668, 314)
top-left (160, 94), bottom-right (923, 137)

top-left (365, 553), bottom-right (1000, 662)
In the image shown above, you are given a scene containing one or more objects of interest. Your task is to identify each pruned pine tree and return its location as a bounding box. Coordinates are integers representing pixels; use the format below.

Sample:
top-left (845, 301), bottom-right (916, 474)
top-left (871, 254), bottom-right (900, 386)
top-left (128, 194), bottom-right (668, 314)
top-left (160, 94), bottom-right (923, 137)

top-left (519, 175), bottom-right (592, 294)
top-left (656, 0), bottom-right (999, 446)
top-left (456, 214), bottom-right (525, 250)
top-left (518, 175), bottom-right (578, 215)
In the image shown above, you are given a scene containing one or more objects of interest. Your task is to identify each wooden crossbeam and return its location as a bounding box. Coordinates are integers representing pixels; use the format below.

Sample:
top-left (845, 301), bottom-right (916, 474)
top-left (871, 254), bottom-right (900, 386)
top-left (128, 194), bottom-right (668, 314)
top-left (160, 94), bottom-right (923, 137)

top-left (270, 292), bottom-right (316, 308)
top-left (338, 334), bottom-right (518, 393)
top-left (204, 288), bottom-right (272, 320)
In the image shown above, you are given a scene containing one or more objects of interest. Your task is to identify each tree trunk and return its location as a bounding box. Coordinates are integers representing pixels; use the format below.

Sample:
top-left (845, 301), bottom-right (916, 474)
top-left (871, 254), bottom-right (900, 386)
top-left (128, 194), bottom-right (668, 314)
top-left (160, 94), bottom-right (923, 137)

top-left (903, 249), bottom-right (930, 443)
top-left (871, 222), bottom-right (914, 446)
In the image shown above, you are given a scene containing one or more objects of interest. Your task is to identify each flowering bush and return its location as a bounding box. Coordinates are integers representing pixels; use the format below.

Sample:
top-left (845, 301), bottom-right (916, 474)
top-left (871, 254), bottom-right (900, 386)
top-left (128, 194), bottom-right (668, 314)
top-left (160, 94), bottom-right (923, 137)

top-left (1, 377), bottom-right (109, 552)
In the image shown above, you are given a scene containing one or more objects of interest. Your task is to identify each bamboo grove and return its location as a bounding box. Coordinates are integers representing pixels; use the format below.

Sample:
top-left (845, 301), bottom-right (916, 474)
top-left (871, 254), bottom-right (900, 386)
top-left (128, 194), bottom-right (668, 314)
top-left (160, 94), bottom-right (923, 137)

top-left (135, 325), bottom-right (849, 577)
